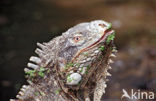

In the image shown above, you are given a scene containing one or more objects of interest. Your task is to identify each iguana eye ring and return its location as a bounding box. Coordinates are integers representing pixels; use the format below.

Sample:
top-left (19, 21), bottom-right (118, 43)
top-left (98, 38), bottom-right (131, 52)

top-left (74, 36), bottom-right (81, 42)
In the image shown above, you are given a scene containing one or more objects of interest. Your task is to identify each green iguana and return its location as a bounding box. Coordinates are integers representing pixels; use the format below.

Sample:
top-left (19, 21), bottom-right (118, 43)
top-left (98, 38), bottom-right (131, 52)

top-left (10, 20), bottom-right (117, 101)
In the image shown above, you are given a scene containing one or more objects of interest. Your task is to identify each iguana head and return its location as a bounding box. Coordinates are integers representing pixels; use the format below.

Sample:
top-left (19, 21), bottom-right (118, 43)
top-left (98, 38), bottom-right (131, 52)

top-left (57, 20), bottom-right (115, 85)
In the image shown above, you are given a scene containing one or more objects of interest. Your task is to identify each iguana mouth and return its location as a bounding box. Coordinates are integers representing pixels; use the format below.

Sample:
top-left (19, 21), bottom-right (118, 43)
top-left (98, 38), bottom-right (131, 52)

top-left (72, 29), bottom-right (114, 62)
top-left (85, 29), bottom-right (115, 50)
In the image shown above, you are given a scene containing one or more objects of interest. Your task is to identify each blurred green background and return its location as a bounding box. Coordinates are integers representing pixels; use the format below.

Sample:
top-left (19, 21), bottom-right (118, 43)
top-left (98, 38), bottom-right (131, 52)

top-left (0, 0), bottom-right (156, 101)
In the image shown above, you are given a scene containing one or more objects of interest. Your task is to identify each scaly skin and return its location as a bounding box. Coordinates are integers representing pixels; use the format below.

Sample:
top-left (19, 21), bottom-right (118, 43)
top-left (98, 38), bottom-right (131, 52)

top-left (10, 20), bottom-right (117, 101)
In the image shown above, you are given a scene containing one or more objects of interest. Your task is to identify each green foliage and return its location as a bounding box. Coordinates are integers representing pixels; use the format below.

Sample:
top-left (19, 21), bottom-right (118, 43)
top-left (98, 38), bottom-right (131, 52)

top-left (83, 52), bottom-right (89, 56)
top-left (40, 91), bottom-right (45, 96)
top-left (79, 67), bottom-right (84, 73)
top-left (85, 65), bottom-right (90, 74)
top-left (26, 67), bottom-right (46, 78)
top-left (55, 88), bottom-right (61, 95)
top-left (99, 46), bottom-right (105, 51)
top-left (38, 72), bottom-right (45, 77)
top-left (65, 62), bottom-right (74, 69)
top-left (40, 67), bottom-right (45, 72)
top-left (34, 91), bottom-right (40, 96)
top-left (47, 68), bottom-right (50, 73)
top-left (107, 23), bottom-right (112, 29)
top-left (34, 91), bottom-right (45, 96)
top-left (38, 67), bottom-right (46, 77)
top-left (26, 70), bottom-right (36, 77)
top-left (67, 75), bottom-right (74, 82)
top-left (76, 63), bottom-right (80, 67)
top-left (67, 74), bottom-right (75, 83)
top-left (106, 33), bottom-right (115, 44)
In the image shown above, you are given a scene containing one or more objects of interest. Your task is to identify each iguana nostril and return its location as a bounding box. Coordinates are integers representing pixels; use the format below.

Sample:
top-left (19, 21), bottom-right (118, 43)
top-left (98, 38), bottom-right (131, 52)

top-left (99, 24), bottom-right (106, 28)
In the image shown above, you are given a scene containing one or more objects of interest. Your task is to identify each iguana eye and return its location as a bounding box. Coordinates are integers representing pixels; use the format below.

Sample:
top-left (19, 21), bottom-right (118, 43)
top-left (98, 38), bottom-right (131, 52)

top-left (74, 36), bottom-right (81, 42)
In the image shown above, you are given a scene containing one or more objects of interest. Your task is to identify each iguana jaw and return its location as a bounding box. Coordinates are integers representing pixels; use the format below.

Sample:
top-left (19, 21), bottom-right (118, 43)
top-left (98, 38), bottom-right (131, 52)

top-left (72, 29), bottom-right (114, 62)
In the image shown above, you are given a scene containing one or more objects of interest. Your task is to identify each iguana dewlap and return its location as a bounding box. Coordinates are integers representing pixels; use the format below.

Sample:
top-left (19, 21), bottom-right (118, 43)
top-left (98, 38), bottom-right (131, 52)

top-left (10, 20), bottom-right (117, 101)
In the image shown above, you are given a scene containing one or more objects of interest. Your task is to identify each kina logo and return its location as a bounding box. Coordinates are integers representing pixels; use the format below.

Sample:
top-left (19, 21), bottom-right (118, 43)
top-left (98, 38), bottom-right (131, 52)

top-left (121, 89), bottom-right (155, 100)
